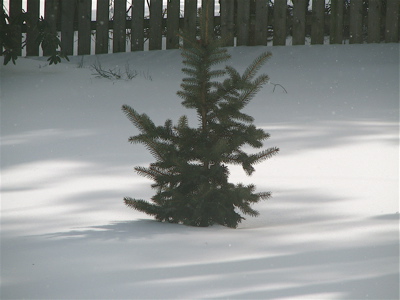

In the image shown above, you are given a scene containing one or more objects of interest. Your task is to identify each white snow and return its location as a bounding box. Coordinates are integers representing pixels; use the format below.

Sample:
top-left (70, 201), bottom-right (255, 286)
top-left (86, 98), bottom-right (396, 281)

top-left (1, 43), bottom-right (399, 299)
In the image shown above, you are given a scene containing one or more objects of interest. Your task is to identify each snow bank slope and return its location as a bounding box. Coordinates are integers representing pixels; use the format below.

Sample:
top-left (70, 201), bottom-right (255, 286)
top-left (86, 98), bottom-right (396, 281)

top-left (1, 43), bottom-right (398, 299)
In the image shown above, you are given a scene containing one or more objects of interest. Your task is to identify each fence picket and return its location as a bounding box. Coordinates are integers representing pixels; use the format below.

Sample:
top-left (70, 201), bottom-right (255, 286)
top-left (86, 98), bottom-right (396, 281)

top-left (220, 0), bottom-right (234, 46)
top-left (0, 0), bottom-right (2, 51)
top-left (43, 0), bottom-right (59, 55)
top-left (113, 0), bottom-right (126, 53)
top-left (273, 0), bottom-right (287, 46)
top-left (350, 0), bottom-right (363, 44)
top-left (311, 0), bottom-right (325, 45)
top-left (385, 0), bottom-right (399, 43)
top-left (329, 0), bottom-right (344, 44)
top-left (183, 0), bottom-right (197, 44)
top-left (131, 0), bottom-right (145, 51)
top-left (292, 0), bottom-right (306, 45)
top-left (78, 0), bottom-right (92, 55)
top-left (166, 0), bottom-right (180, 49)
top-left (236, 0), bottom-right (250, 46)
top-left (61, 2), bottom-right (75, 56)
top-left (9, 0), bottom-right (22, 56)
top-left (255, 0), bottom-right (268, 46)
top-left (149, 0), bottom-right (163, 50)
top-left (96, 0), bottom-right (109, 54)
top-left (26, 0), bottom-right (40, 56)
top-left (367, 0), bottom-right (381, 43)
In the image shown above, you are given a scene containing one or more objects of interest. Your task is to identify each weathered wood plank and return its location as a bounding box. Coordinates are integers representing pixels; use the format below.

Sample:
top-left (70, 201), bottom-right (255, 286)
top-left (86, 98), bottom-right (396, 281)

top-left (385, 0), bottom-right (399, 43)
top-left (149, 0), bottom-right (162, 50)
top-left (9, 1), bottom-right (23, 18)
top-left (96, 0), bottom-right (109, 54)
top-left (273, 0), bottom-right (287, 46)
top-left (26, 0), bottom-right (40, 56)
top-left (254, 0), bottom-right (268, 46)
top-left (9, 0), bottom-right (23, 56)
top-left (78, 0), bottom-right (92, 55)
top-left (236, 0), bottom-right (250, 46)
top-left (220, 0), bottom-right (234, 46)
top-left (166, 0), bottom-right (180, 49)
top-left (349, 0), bottom-right (363, 44)
top-left (329, 0), bottom-right (343, 44)
top-left (60, 1), bottom-right (75, 56)
top-left (184, 0), bottom-right (197, 43)
top-left (201, 0), bottom-right (215, 43)
top-left (131, 0), bottom-right (144, 51)
top-left (113, 0), bottom-right (126, 53)
top-left (0, 0), bottom-right (3, 52)
top-left (43, 0), bottom-right (60, 55)
top-left (44, 0), bottom-right (59, 33)
top-left (292, 0), bottom-right (306, 45)
top-left (311, 0), bottom-right (324, 45)
top-left (367, 0), bottom-right (381, 43)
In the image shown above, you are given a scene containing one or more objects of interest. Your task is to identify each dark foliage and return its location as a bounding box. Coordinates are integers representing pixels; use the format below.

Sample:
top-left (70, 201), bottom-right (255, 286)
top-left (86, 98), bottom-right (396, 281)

top-left (122, 35), bottom-right (278, 228)
top-left (0, 8), bottom-right (68, 65)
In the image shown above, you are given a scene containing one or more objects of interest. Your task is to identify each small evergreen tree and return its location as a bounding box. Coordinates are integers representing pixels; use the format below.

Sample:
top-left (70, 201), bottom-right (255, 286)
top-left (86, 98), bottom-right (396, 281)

top-left (122, 36), bottom-right (279, 228)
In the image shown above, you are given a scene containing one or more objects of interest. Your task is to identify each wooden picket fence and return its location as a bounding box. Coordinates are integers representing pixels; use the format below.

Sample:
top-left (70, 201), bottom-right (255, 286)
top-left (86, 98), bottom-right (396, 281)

top-left (4, 0), bottom-right (400, 56)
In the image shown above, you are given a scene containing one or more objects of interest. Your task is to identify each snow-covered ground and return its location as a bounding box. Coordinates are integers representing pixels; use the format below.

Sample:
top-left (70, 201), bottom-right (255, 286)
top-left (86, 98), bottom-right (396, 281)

top-left (1, 43), bottom-right (399, 299)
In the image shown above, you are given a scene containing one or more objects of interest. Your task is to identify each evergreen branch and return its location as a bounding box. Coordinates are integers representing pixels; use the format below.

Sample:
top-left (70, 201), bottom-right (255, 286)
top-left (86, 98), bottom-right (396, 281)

top-left (164, 119), bottom-right (175, 138)
top-left (135, 166), bottom-right (172, 181)
top-left (178, 34), bottom-right (202, 51)
top-left (238, 74), bottom-right (270, 106)
top-left (249, 147), bottom-right (280, 165)
top-left (181, 78), bottom-right (200, 86)
top-left (177, 115), bottom-right (189, 130)
top-left (235, 112), bottom-right (254, 123)
top-left (145, 140), bottom-right (168, 161)
top-left (242, 52), bottom-right (272, 81)
top-left (243, 126), bottom-right (269, 147)
top-left (129, 134), bottom-right (167, 162)
top-left (238, 204), bottom-right (259, 217)
top-left (258, 191), bottom-right (272, 200)
top-left (180, 37), bottom-right (231, 67)
top-left (181, 54), bottom-right (204, 67)
top-left (122, 105), bottom-right (155, 134)
top-left (181, 67), bottom-right (198, 77)
top-left (209, 69), bottom-right (227, 78)
top-left (243, 164), bottom-right (255, 176)
top-left (134, 166), bottom-right (158, 180)
top-left (225, 66), bottom-right (241, 82)
top-left (124, 197), bottom-right (159, 216)
top-left (208, 51), bottom-right (231, 65)
top-left (224, 151), bottom-right (248, 165)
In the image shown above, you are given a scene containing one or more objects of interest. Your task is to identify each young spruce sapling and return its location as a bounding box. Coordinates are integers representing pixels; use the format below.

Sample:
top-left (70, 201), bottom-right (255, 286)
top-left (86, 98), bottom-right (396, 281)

top-left (122, 35), bottom-right (279, 228)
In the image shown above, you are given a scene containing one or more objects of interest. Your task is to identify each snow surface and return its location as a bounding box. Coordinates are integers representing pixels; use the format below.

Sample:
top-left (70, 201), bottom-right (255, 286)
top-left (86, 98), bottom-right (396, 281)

top-left (1, 43), bottom-right (399, 299)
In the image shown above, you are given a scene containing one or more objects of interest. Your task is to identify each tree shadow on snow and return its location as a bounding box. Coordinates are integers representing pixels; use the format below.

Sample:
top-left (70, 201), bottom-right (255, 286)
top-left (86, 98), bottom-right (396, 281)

top-left (261, 119), bottom-right (399, 156)
top-left (40, 219), bottom-right (206, 241)
top-left (35, 223), bottom-right (399, 299)
top-left (2, 188), bottom-right (397, 300)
